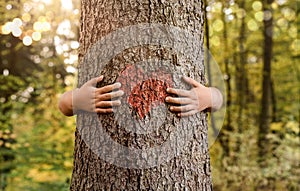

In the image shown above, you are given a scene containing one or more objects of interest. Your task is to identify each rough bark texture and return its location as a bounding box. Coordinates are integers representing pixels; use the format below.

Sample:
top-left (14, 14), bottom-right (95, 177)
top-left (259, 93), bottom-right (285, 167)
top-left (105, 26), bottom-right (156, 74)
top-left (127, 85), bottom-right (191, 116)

top-left (71, 0), bottom-right (212, 190)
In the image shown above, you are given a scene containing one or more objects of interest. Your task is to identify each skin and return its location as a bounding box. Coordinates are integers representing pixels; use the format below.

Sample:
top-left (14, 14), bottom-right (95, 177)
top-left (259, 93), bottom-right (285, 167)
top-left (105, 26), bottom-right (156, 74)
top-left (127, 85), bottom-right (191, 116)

top-left (58, 75), bottom-right (124, 116)
top-left (58, 75), bottom-right (222, 117)
top-left (165, 76), bottom-right (213, 117)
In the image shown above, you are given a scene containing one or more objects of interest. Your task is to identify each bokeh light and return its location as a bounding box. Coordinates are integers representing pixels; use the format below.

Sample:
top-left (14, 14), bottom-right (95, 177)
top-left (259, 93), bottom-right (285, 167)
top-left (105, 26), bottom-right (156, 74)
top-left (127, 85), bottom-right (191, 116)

top-left (32, 31), bottom-right (42, 41)
top-left (33, 20), bottom-right (50, 32)
top-left (288, 26), bottom-right (297, 38)
top-left (12, 27), bottom-right (22, 37)
top-left (277, 0), bottom-right (287, 5)
top-left (236, 8), bottom-right (246, 19)
top-left (282, 7), bottom-right (296, 21)
top-left (212, 19), bottom-right (224, 32)
top-left (61, 0), bottom-right (73, 10)
top-left (66, 66), bottom-right (76, 73)
top-left (271, 2), bottom-right (279, 9)
top-left (23, 3), bottom-right (32, 12)
top-left (13, 18), bottom-right (23, 27)
top-left (291, 39), bottom-right (299, 53)
top-left (211, 36), bottom-right (220, 47)
top-left (6, 4), bottom-right (12, 10)
top-left (264, 10), bottom-right (273, 21)
top-left (70, 41), bottom-right (79, 49)
top-left (1, 22), bottom-right (12, 34)
top-left (255, 11), bottom-right (264, 22)
top-left (56, 20), bottom-right (71, 36)
top-left (277, 18), bottom-right (288, 29)
top-left (252, 1), bottom-right (262, 11)
top-left (22, 13), bottom-right (31, 22)
top-left (3, 69), bottom-right (9, 76)
top-left (247, 19), bottom-right (259, 31)
top-left (23, 36), bottom-right (33, 46)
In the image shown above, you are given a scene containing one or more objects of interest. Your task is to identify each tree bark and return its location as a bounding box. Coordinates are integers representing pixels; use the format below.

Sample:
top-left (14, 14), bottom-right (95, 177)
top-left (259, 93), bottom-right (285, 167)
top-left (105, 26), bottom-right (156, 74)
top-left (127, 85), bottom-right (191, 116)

top-left (71, 0), bottom-right (212, 190)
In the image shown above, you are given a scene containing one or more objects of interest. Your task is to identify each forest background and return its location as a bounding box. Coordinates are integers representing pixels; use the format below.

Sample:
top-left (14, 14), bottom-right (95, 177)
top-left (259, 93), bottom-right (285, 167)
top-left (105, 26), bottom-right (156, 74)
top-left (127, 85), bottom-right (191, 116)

top-left (0, 0), bottom-right (299, 190)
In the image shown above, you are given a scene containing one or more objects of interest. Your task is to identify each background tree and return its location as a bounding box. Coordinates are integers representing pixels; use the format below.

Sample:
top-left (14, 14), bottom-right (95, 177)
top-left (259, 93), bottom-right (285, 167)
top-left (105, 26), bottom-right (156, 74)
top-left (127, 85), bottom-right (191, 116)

top-left (257, 0), bottom-right (274, 165)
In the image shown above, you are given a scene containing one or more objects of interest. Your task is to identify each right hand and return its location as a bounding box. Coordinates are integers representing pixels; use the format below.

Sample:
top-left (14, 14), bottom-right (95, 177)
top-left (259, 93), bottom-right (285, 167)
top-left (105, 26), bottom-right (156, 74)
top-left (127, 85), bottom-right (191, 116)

top-left (73, 75), bottom-right (124, 114)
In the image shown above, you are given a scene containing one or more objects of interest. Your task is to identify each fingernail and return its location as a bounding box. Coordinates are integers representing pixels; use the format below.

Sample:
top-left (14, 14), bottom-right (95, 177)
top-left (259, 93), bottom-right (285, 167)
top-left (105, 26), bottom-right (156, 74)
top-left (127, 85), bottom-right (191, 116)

top-left (165, 97), bottom-right (169, 101)
top-left (120, 90), bottom-right (124, 95)
top-left (166, 88), bottom-right (170, 92)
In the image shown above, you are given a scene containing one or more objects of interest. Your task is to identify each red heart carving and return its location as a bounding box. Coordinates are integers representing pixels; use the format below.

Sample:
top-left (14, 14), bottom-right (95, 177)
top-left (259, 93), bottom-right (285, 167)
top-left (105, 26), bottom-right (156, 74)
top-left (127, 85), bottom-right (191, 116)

top-left (117, 64), bottom-right (173, 119)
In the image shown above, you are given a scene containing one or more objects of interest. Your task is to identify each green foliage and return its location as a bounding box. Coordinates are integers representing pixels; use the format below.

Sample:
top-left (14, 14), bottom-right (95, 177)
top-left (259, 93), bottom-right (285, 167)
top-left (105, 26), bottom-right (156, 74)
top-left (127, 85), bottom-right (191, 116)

top-left (207, 0), bottom-right (299, 190)
top-left (0, 0), bottom-right (78, 190)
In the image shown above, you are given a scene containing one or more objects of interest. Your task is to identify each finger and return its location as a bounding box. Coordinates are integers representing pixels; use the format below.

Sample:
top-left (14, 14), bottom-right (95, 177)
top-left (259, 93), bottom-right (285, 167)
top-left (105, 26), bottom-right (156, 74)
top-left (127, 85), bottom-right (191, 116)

top-left (166, 88), bottom-right (191, 97)
top-left (96, 90), bottom-right (124, 101)
top-left (96, 75), bottom-right (104, 83)
top-left (178, 110), bottom-right (198, 117)
top-left (182, 76), bottom-right (201, 88)
top-left (97, 82), bottom-right (122, 94)
top-left (170, 104), bottom-right (195, 112)
top-left (165, 96), bottom-right (192, 105)
top-left (95, 108), bottom-right (114, 114)
top-left (87, 75), bottom-right (104, 86)
top-left (95, 100), bottom-right (121, 108)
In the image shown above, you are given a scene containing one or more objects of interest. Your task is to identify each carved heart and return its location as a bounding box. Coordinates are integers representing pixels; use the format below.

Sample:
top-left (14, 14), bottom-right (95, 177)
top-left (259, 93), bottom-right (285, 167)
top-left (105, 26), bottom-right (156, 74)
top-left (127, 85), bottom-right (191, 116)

top-left (117, 64), bottom-right (173, 119)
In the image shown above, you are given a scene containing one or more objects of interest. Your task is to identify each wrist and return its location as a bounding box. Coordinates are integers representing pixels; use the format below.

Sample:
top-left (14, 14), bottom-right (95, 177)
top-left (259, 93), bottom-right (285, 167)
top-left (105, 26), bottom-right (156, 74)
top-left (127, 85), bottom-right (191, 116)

top-left (207, 87), bottom-right (213, 109)
top-left (209, 87), bottom-right (223, 111)
top-left (72, 88), bottom-right (80, 114)
top-left (59, 90), bottom-right (75, 116)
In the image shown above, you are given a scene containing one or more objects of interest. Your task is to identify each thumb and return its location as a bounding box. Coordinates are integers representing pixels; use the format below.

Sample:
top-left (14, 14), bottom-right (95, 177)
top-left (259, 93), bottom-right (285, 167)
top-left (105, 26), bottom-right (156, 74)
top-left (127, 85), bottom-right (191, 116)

top-left (86, 75), bottom-right (104, 87)
top-left (182, 76), bottom-right (200, 88)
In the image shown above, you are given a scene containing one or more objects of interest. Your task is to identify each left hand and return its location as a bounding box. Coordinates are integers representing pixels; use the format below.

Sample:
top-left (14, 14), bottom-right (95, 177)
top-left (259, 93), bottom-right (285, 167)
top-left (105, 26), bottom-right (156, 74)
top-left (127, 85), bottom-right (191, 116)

top-left (165, 76), bottom-right (211, 117)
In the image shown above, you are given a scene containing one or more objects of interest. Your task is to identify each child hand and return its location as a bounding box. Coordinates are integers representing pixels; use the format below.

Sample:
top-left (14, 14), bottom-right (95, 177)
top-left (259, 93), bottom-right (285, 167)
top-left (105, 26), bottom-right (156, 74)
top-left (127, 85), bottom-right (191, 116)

top-left (73, 75), bottom-right (124, 114)
top-left (165, 76), bottom-right (222, 117)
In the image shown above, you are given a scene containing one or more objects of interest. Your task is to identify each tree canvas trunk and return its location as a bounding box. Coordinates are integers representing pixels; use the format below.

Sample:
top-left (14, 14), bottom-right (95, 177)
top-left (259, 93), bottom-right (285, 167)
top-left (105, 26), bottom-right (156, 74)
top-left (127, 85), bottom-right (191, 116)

top-left (71, 0), bottom-right (212, 190)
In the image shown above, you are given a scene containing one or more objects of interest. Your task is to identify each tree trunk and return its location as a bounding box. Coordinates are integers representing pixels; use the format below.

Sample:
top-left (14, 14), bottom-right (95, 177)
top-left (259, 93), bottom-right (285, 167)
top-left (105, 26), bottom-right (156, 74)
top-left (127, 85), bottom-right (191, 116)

top-left (71, 0), bottom-right (212, 190)
top-left (270, 78), bottom-right (277, 122)
top-left (218, 1), bottom-right (233, 160)
top-left (258, 0), bottom-right (274, 165)
top-left (236, 0), bottom-right (246, 131)
top-left (235, 0), bottom-right (248, 160)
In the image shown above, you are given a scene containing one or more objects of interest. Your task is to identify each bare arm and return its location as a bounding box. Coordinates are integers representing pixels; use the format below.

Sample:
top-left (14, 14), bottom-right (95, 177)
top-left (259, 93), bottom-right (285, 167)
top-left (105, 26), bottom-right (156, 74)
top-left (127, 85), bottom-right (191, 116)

top-left (58, 90), bottom-right (74, 116)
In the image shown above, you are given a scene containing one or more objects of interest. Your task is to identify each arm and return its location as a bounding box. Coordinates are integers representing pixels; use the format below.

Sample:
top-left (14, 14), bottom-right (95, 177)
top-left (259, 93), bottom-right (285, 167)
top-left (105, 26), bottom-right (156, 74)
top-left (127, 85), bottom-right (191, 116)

top-left (165, 76), bottom-right (223, 117)
top-left (58, 75), bottom-right (124, 116)
top-left (58, 90), bottom-right (74, 116)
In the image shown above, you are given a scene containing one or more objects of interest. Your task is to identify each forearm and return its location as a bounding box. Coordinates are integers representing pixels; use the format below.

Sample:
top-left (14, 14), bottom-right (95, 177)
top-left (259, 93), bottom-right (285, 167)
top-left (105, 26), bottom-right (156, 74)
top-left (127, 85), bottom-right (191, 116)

top-left (58, 90), bottom-right (74, 116)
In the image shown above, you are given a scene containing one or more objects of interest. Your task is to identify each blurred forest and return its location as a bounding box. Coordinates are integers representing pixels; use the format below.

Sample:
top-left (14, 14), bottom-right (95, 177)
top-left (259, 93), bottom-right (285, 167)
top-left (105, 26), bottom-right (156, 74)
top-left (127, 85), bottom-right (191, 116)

top-left (0, 0), bottom-right (299, 190)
